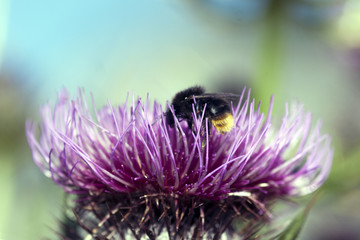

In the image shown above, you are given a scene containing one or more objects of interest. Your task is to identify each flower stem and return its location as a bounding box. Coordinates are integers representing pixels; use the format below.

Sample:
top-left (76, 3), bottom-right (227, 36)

top-left (254, 0), bottom-right (285, 112)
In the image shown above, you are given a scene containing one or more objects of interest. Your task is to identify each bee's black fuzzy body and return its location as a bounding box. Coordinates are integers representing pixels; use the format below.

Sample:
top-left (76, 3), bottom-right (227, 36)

top-left (165, 86), bottom-right (235, 135)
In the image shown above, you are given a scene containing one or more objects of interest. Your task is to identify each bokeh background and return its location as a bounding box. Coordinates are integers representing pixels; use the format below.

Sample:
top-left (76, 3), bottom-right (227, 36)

top-left (1, 0), bottom-right (360, 239)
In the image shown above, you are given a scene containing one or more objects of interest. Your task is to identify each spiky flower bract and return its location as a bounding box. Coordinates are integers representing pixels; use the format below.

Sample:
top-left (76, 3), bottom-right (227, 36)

top-left (26, 88), bottom-right (332, 239)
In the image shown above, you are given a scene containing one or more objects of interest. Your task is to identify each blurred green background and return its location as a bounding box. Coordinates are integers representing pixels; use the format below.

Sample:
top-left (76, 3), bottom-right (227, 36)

top-left (1, 0), bottom-right (360, 239)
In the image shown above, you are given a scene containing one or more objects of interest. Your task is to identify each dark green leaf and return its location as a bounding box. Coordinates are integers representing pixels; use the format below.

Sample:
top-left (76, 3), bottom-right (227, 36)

top-left (277, 192), bottom-right (321, 240)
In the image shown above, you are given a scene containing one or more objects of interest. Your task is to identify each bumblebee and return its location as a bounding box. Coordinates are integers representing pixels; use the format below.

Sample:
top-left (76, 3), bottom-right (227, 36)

top-left (165, 86), bottom-right (238, 135)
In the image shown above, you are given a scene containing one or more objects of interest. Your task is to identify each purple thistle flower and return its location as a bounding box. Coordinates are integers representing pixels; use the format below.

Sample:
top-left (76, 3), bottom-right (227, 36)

top-left (26, 88), bottom-right (332, 239)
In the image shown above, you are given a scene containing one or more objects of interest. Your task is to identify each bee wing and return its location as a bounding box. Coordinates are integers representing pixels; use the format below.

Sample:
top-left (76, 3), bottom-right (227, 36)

top-left (190, 93), bottom-right (241, 102)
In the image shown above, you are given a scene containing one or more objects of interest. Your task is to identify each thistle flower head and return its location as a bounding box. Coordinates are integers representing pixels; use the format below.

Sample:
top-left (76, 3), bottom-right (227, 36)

top-left (26, 88), bottom-right (332, 239)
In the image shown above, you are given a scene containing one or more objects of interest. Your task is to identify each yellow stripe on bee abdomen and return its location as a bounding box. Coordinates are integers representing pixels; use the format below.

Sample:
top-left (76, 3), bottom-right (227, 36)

top-left (211, 113), bottom-right (234, 134)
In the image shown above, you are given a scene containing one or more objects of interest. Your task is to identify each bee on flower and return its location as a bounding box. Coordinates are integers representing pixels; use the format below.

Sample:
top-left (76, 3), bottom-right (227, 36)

top-left (26, 87), bottom-right (333, 239)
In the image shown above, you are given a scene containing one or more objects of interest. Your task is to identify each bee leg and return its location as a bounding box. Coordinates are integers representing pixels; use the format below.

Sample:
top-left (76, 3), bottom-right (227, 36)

top-left (200, 119), bottom-right (212, 136)
top-left (201, 140), bottom-right (206, 149)
top-left (187, 119), bottom-right (196, 134)
top-left (201, 120), bottom-right (211, 149)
